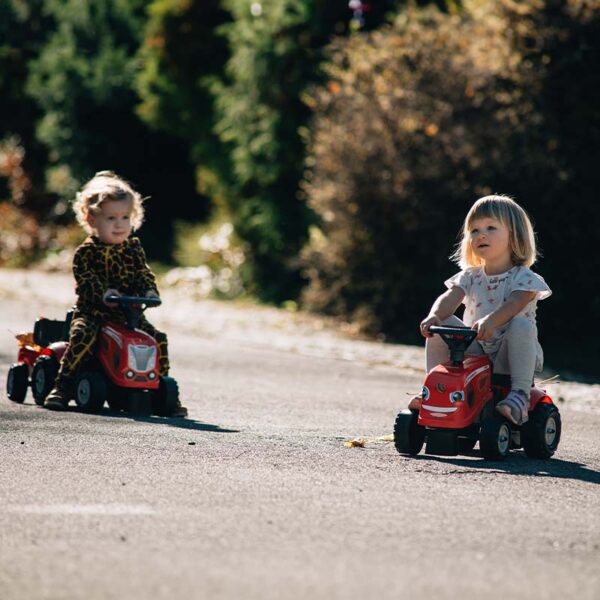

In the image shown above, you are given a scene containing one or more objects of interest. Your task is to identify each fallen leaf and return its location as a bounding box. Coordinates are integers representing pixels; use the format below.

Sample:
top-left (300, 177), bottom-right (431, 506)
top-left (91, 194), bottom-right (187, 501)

top-left (344, 439), bottom-right (367, 448)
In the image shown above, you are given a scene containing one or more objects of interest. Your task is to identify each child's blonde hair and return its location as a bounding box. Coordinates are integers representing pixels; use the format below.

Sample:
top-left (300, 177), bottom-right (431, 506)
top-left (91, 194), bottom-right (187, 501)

top-left (73, 170), bottom-right (145, 234)
top-left (452, 195), bottom-right (537, 268)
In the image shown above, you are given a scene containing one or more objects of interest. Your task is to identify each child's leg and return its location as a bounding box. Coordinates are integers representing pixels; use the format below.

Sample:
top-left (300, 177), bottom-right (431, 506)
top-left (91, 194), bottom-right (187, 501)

top-left (45, 315), bottom-right (99, 410)
top-left (494, 317), bottom-right (537, 425)
top-left (137, 317), bottom-right (169, 376)
top-left (408, 315), bottom-right (483, 409)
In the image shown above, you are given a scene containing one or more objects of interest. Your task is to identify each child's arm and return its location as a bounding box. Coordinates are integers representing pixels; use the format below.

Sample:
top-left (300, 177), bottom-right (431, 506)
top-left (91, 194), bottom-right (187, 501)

top-left (473, 290), bottom-right (536, 341)
top-left (73, 245), bottom-right (106, 308)
top-left (420, 286), bottom-right (465, 338)
top-left (130, 238), bottom-right (159, 297)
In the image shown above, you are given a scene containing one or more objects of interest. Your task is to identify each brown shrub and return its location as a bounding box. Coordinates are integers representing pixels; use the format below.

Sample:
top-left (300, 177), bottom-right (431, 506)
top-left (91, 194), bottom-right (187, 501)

top-left (301, 0), bottom-right (600, 377)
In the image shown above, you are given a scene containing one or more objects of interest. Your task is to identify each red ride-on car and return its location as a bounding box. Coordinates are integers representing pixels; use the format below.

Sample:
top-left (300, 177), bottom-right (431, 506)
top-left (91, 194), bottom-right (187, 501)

top-left (79, 295), bottom-right (180, 416)
top-left (6, 297), bottom-right (180, 416)
top-left (394, 325), bottom-right (561, 460)
top-left (7, 312), bottom-right (72, 406)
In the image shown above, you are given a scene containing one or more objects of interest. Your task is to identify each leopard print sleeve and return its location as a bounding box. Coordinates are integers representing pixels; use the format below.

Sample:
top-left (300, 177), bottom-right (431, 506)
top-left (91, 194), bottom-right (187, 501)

top-left (73, 241), bottom-right (105, 309)
top-left (130, 237), bottom-right (158, 295)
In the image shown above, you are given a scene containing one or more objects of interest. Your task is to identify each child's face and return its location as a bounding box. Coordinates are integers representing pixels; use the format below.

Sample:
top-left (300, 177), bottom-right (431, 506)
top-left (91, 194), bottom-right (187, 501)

top-left (88, 198), bottom-right (133, 245)
top-left (469, 216), bottom-right (511, 266)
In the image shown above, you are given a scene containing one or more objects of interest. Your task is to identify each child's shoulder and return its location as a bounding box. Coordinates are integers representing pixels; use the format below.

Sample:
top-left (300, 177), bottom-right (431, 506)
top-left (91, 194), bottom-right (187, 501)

top-left (458, 266), bottom-right (485, 281)
top-left (445, 266), bottom-right (483, 291)
top-left (74, 236), bottom-right (98, 256)
top-left (509, 265), bottom-right (552, 298)
top-left (511, 265), bottom-right (545, 281)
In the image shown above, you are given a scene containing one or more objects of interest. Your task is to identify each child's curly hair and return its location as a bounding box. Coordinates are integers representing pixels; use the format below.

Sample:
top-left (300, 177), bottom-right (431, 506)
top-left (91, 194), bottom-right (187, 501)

top-left (73, 170), bottom-right (145, 234)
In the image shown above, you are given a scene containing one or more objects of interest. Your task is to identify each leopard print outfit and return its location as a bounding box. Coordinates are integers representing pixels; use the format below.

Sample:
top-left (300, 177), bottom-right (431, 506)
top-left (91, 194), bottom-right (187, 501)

top-left (56, 236), bottom-right (169, 382)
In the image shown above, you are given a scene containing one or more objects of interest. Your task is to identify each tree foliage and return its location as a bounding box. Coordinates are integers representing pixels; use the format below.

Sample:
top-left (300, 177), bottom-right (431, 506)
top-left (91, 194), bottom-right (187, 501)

top-left (136, 0), bottom-right (231, 199)
top-left (0, 1), bottom-right (55, 210)
top-left (24, 0), bottom-right (201, 258)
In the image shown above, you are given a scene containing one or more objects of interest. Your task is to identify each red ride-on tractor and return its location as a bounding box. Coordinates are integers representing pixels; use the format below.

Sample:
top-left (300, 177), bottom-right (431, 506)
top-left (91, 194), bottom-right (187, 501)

top-left (7, 312), bottom-right (72, 406)
top-left (394, 326), bottom-right (561, 460)
top-left (6, 296), bottom-right (180, 416)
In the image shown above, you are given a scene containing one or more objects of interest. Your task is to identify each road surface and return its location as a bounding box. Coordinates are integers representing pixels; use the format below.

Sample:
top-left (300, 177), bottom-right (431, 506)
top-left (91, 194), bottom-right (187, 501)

top-left (1, 269), bottom-right (599, 599)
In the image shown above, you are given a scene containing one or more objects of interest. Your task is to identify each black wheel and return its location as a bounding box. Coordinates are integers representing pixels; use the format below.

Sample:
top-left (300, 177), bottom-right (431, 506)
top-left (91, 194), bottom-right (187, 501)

top-left (106, 387), bottom-right (127, 412)
top-left (152, 376), bottom-right (180, 417)
top-left (522, 403), bottom-right (561, 459)
top-left (458, 437), bottom-right (478, 453)
top-left (394, 409), bottom-right (425, 455)
top-left (31, 355), bottom-right (59, 406)
top-left (75, 371), bottom-right (107, 413)
top-left (480, 415), bottom-right (511, 460)
top-left (7, 363), bottom-right (28, 403)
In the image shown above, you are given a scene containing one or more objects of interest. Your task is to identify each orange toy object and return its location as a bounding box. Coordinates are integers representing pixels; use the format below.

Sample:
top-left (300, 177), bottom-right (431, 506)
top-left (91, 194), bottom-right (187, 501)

top-left (7, 317), bottom-right (71, 406)
top-left (393, 326), bottom-right (561, 460)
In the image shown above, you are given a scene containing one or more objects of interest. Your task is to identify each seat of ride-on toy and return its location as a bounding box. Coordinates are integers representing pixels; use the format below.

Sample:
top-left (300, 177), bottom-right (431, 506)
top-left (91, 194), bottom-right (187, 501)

top-left (33, 309), bottom-right (74, 347)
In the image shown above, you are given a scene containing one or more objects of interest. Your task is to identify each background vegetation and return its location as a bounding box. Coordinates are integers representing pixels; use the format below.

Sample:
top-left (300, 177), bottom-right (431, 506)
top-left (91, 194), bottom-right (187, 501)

top-left (1, 0), bottom-right (598, 375)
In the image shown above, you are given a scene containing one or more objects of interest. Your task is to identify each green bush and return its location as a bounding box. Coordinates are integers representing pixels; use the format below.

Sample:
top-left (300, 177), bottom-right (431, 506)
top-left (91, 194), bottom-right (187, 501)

top-left (25, 0), bottom-right (201, 261)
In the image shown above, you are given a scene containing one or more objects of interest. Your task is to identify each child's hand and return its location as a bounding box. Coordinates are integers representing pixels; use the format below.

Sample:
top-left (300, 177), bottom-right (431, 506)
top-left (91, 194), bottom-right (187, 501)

top-left (419, 314), bottom-right (441, 338)
top-left (145, 289), bottom-right (159, 299)
top-left (103, 289), bottom-right (121, 307)
top-left (473, 315), bottom-right (496, 341)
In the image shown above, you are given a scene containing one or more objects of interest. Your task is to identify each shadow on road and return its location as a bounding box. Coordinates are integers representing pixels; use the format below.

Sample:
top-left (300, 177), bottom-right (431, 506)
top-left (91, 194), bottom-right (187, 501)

top-left (99, 409), bottom-right (240, 433)
top-left (422, 453), bottom-right (600, 485)
top-left (3, 400), bottom-right (239, 434)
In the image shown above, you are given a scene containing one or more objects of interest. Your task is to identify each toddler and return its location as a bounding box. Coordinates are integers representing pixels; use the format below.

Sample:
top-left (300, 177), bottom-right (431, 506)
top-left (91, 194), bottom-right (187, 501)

top-left (408, 195), bottom-right (551, 425)
top-left (45, 170), bottom-right (187, 417)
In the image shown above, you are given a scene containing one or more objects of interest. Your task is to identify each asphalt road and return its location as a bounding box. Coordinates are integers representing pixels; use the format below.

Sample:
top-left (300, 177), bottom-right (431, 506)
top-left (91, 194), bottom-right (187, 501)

top-left (1, 270), bottom-right (599, 599)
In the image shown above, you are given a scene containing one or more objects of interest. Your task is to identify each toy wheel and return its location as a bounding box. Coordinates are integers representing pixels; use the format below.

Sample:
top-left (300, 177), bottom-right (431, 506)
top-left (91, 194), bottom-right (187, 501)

top-left (480, 415), bottom-right (511, 460)
top-left (106, 385), bottom-right (127, 412)
top-left (7, 363), bottom-right (28, 403)
top-left (75, 371), bottom-right (107, 413)
top-left (522, 403), bottom-right (561, 459)
top-left (152, 376), bottom-right (180, 417)
top-left (394, 409), bottom-right (425, 455)
top-left (458, 437), bottom-right (478, 453)
top-left (31, 356), bottom-right (59, 406)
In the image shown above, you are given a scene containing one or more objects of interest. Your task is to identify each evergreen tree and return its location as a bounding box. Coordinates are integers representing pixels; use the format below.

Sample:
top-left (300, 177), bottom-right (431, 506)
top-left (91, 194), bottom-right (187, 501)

top-left (26, 0), bottom-right (200, 259)
top-left (212, 0), bottom-right (352, 301)
top-left (136, 0), bottom-right (231, 203)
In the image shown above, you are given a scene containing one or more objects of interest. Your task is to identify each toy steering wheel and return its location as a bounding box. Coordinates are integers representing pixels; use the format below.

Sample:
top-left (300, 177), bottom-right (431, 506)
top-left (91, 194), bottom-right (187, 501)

top-left (428, 325), bottom-right (478, 365)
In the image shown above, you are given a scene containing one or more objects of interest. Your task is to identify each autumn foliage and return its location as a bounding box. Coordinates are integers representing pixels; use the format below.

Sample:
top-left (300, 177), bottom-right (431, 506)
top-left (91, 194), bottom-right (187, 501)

top-left (302, 0), bottom-right (600, 370)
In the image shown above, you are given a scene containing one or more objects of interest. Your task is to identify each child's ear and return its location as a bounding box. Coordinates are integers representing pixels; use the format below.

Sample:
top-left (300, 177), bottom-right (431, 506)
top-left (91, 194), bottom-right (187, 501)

top-left (86, 212), bottom-right (96, 229)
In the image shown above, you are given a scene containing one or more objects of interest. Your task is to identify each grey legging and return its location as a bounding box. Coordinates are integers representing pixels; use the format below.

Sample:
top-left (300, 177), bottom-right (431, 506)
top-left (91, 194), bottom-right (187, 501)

top-left (426, 315), bottom-right (539, 393)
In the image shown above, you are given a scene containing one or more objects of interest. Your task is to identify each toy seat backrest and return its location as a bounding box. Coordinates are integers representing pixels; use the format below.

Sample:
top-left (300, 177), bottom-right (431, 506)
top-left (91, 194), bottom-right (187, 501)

top-left (33, 318), bottom-right (65, 347)
top-left (33, 308), bottom-right (74, 347)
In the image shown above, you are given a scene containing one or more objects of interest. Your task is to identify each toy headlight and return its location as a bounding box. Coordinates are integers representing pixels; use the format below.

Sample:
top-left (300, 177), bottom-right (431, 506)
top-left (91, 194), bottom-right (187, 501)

top-left (450, 390), bottom-right (465, 403)
top-left (422, 386), bottom-right (430, 401)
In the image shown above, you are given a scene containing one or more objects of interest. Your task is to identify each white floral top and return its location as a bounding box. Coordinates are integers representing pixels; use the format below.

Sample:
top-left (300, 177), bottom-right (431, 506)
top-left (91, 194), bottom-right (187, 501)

top-left (445, 265), bottom-right (552, 357)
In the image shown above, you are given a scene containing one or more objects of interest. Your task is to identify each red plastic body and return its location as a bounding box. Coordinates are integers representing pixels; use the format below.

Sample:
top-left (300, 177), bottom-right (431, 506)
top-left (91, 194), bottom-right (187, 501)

top-left (96, 322), bottom-right (160, 389)
top-left (17, 343), bottom-right (66, 372)
top-left (418, 354), bottom-right (553, 429)
top-left (16, 346), bottom-right (40, 371)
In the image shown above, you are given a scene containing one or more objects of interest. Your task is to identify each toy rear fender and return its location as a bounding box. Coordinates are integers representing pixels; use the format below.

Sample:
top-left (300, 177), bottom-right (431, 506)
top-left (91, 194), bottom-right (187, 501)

top-left (529, 387), bottom-right (554, 410)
